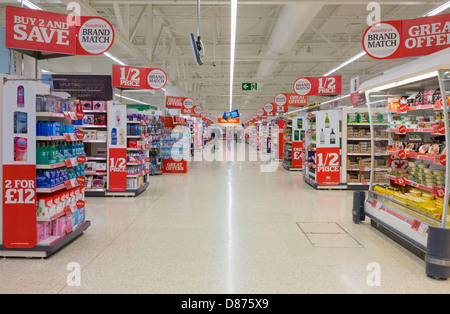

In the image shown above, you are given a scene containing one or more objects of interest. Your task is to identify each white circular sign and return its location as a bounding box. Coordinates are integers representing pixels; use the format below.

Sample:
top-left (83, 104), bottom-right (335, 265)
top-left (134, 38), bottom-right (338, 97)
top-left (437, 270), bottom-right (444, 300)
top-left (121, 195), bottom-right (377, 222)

top-left (252, 113), bottom-right (258, 119)
top-left (264, 103), bottom-right (274, 113)
top-left (201, 111), bottom-right (207, 117)
top-left (183, 98), bottom-right (195, 109)
top-left (78, 18), bottom-right (114, 55)
top-left (293, 78), bottom-right (312, 96)
top-left (194, 106), bottom-right (202, 114)
top-left (257, 108), bottom-right (265, 116)
top-left (363, 22), bottom-right (400, 59)
top-left (147, 68), bottom-right (167, 89)
top-left (274, 93), bottom-right (287, 106)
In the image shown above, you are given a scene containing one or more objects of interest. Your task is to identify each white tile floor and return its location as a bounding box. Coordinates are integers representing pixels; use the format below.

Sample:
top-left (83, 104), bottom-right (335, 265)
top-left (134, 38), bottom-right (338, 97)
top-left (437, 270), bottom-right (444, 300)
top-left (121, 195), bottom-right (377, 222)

top-left (1, 143), bottom-right (449, 293)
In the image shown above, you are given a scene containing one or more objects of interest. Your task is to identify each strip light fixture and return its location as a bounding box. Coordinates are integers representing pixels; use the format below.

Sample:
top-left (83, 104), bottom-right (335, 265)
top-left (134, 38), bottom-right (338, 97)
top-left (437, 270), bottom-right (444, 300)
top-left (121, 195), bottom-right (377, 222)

top-left (16, 0), bottom-right (43, 10)
top-left (104, 52), bottom-right (126, 66)
top-left (425, 0), bottom-right (450, 16)
top-left (115, 93), bottom-right (149, 105)
top-left (229, 0), bottom-right (238, 112)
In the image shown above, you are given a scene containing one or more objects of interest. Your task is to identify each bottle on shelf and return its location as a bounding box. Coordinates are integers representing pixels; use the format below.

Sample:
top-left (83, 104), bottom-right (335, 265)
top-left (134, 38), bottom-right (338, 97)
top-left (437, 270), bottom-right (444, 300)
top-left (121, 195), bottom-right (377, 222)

top-left (330, 128), bottom-right (336, 145)
top-left (325, 113), bottom-right (330, 128)
top-left (320, 129), bottom-right (325, 145)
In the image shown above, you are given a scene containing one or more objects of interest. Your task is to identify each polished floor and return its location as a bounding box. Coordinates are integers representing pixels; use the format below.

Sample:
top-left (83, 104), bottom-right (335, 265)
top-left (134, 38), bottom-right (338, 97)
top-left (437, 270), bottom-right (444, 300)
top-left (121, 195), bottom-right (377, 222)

top-left (1, 142), bottom-right (449, 294)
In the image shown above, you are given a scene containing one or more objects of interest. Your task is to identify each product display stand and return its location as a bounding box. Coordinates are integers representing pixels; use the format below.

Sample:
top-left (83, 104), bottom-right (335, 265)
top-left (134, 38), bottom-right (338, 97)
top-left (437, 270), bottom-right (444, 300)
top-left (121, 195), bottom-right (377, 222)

top-left (357, 50), bottom-right (450, 279)
top-left (283, 115), bottom-right (305, 171)
top-left (0, 74), bottom-right (90, 258)
top-left (82, 100), bottom-right (108, 196)
top-left (282, 116), bottom-right (294, 170)
top-left (105, 104), bottom-right (151, 197)
top-left (304, 109), bottom-right (346, 190)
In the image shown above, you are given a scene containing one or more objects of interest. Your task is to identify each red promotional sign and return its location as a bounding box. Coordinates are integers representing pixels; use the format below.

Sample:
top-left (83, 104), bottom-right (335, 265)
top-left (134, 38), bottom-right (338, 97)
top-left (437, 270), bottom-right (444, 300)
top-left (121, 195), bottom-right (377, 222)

top-left (274, 93), bottom-right (307, 107)
top-left (2, 164), bottom-right (37, 248)
top-left (112, 64), bottom-right (167, 90)
top-left (108, 148), bottom-right (127, 191)
top-left (316, 147), bottom-right (341, 185)
top-left (5, 6), bottom-right (115, 56)
top-left (363, 14), bottom-right (450, 60)
top-left (350, 92), bottom-right (360, 107)
top-left (293, 76), bottom-right (342, 96)
top-left (6, 6), bottom-right (77, 55)
top-left (163, 159), bottom-right (188, 173)
top-left (286, 93), bottom-right (308, 106)
top-left (292, 141), bottom-right (304, 168)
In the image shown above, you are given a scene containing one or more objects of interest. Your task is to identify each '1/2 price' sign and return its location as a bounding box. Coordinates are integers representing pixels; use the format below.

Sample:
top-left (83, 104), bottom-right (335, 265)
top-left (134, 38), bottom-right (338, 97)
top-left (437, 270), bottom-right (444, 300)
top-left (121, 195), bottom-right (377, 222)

top-left (316, 147), bottom-right (340, 185)
top-left (112, 64), bottom-right (167, 90)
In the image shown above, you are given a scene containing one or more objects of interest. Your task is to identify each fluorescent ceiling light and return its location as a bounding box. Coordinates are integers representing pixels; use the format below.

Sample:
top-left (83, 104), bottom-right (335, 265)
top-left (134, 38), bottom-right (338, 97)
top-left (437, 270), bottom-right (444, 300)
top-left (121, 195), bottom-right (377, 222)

top-left (374, 71), bottom-right (438, 91)
top-left (425, 1), bottom-right (450, 16)
top-left (16, 0), bottom-right (43, 10)
top-left (104, 52), bottom-right (126, 66)
top-left (229, 0), bottom-right (238, 112)
top-left (323, 51), bottom-right (366, 77)
top-left (115, 93), bottom-right (149, 105)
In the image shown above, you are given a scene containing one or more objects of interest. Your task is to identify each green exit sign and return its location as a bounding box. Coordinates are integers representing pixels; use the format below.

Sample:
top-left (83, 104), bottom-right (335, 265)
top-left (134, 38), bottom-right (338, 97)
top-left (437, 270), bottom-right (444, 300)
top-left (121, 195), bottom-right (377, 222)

top-left (242, 83), bottom-right (257, 91)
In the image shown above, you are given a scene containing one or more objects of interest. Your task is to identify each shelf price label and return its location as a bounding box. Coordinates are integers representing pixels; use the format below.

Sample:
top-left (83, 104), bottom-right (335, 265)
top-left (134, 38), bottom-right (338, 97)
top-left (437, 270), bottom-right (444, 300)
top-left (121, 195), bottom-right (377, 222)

top-left (316, 147), bottom-right (340, 185)
top-left (431, 123), bottom-right (445, 135)
top-left (396, 125), bottom-right (407, 134)
top-left (433, 154), bottom-right (446, 166)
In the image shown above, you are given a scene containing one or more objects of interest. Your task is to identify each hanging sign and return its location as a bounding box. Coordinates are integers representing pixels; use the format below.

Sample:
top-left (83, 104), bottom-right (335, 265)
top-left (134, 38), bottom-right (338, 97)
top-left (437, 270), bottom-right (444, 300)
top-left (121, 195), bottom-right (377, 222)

top-left (274, 93), bottom-right (307, 107)
top-left (294, 76), bottom-right (342, 96)
top-left (112, 65), bottom-right (167, 90)
top-left (5, 6), bottom-right (114, 56)
top-left (363, 13), bottom-right (450, 60)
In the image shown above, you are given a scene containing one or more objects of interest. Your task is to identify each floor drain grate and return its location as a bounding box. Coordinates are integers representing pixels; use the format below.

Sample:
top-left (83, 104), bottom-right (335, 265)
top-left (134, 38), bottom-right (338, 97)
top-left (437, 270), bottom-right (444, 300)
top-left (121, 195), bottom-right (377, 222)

top-left (296, 222), bottom-right (364, 248)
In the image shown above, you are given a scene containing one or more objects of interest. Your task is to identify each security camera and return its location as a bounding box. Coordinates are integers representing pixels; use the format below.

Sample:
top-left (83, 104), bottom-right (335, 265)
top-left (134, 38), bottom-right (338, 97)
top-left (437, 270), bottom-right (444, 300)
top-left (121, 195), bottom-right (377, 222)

top-left (213, 62), bottom-right (216, 67)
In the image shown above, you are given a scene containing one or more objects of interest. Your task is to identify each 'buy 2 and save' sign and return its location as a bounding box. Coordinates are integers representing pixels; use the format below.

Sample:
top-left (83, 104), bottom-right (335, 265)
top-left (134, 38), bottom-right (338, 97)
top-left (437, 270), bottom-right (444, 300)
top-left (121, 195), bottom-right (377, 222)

top-left (363, 13), bottom-right (450, 59)
top-left (5, 5), bottom-right (114, 56)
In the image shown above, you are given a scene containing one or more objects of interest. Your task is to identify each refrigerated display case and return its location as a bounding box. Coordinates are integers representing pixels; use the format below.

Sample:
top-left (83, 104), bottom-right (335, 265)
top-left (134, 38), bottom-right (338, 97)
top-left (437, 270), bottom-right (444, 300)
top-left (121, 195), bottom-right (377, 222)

top-left (357, 50), bottom-right (450, 280)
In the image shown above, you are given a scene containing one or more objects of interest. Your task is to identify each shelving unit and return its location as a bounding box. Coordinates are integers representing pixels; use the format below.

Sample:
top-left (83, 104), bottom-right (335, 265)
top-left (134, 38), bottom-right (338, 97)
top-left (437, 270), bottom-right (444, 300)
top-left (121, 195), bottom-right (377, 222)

top-left (282, 116), bottom-right (294, 169)
top-left (303, 113), bottom-right (316, 176)
top-left (358, 50), bottom-right (450, 279)
top-left (81, 101), bottom-right (108, 196)
top-left (343, 107), bottom-right (390, 190)
top-left (303, 109), bottom-right (345, 189)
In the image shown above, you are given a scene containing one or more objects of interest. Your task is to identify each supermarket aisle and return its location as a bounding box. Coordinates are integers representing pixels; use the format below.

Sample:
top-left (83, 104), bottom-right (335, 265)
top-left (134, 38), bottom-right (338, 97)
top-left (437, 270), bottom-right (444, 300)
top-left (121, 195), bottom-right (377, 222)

top-left (1, 143), bottom-right (448, 294)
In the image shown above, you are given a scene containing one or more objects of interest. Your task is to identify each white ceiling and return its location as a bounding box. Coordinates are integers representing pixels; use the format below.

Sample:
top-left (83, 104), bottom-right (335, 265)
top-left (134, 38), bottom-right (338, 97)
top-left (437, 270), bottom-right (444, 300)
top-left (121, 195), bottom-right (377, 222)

top-left (1, 0), bottom-right (449, 120)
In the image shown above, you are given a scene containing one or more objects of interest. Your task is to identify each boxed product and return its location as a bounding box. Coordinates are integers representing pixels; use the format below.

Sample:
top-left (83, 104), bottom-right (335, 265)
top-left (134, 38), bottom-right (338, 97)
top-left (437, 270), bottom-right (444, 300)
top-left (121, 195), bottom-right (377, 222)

top-left (94, 115), bottom-right (107, 126)
top-left (84, 130), bottom-right (97, 140)
top-left (81, 101), bottom-right (92, 111)
top-left (94, 147), bottom-right (107, 157)
top-left (95, 162), bottom-right (107, 172)
top-left (96, 130), bottom-right (107, 141)
top-left (84, 162), bottom-right (96, 172)
top-left (83, 114), bottom-right (95, 125)
top-left (92, 101), bottom-right (107, 111)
